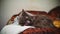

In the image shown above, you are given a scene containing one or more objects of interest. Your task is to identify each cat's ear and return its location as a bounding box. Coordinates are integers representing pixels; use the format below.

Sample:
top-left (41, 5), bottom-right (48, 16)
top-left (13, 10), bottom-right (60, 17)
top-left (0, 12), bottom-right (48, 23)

top-left (22, 9), bottom-right (28, 16)
top-left (22, 9), bottom-right (25, 13)
top-left (19, 9), bottom-right (27, 17)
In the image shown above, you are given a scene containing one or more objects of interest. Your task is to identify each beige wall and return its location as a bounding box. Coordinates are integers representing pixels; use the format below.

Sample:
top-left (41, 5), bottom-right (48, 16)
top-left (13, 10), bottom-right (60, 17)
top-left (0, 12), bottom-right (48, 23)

top-left (0, 0), bottom-right (60, 31)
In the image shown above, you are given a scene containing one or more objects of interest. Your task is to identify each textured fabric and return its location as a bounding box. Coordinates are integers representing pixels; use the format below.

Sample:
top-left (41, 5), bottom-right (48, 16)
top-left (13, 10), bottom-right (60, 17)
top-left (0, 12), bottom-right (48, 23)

top-left (19, 28), bottom-right (60, 34)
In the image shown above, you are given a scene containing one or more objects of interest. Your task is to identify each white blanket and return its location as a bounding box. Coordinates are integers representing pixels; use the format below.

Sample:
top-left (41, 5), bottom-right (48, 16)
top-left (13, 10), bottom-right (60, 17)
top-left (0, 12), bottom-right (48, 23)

top-left (1, 24), bottom-right (34, 34)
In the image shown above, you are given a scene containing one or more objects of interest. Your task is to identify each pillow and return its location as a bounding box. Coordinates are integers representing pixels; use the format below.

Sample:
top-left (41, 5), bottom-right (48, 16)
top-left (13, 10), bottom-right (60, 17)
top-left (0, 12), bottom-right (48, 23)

top-left (48, 6), bottom-right (60, 20)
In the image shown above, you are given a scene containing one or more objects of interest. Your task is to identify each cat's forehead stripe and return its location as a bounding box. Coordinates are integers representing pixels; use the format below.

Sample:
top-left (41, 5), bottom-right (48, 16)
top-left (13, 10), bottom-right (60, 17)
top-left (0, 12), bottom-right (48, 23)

top-left (25, 11), bottom-right (36, 16)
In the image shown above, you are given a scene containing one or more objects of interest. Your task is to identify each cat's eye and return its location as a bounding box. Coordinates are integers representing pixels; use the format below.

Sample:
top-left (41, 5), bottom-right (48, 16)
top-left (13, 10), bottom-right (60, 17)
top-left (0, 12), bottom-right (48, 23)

top-left (41, 19), bottom-right (44, 20)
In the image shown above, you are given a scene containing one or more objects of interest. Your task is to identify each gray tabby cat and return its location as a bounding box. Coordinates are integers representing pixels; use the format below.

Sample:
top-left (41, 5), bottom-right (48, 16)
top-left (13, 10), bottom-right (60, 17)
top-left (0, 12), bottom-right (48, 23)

top-left (19, 10), bottom-right (54, 28)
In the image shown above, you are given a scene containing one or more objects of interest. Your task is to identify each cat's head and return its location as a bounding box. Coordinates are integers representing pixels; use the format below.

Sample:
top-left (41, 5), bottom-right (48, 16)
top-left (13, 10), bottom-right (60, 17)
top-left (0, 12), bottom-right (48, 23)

top-left (19, 9), bottom-right (36, 26)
